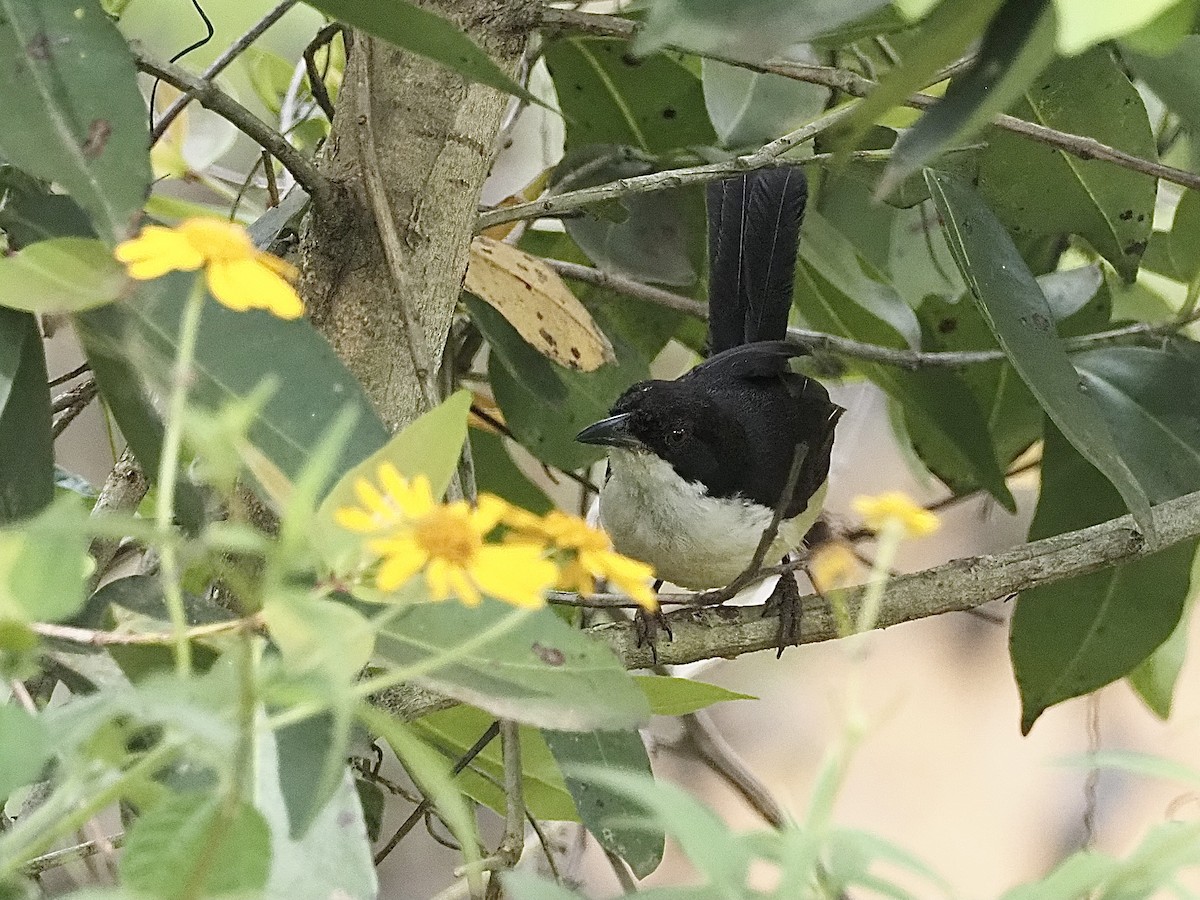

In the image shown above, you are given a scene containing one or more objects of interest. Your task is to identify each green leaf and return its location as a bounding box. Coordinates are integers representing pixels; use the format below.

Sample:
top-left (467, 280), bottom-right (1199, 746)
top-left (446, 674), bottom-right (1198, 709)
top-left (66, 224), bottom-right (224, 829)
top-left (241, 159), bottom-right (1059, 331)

top-left (0, 238), bottom-right (125, 313)
top-left (503, 872), bottom-right (585, 900)
top-left (0, 0), bottom-right (150, 242)
top-left (302, 0), bottom-right (539, 105)
top-left (545, 39), bottom-right (716, 156)
top-left (702, 55), bottom-right (829, 149)
top-left (634, 675), bottom-right (755, 716)
top-left (375, 599), bottom-right (651, 731)
top-left (0, 165), bottom-right (95, 245)
top-left (120, 792), bottom-right (271, 899)
top-left (263, 596), bottom-right (375, 683)
top-left (927, 168), bottom-right (1153, 535)
top-left (79, 272), bottom-right (389, 501)
top-left (634, 0), bottom-right (891, 59)
top-left (0, 309), bottom-right (52, 523)
top-left (1010, 426), bottom-right (1199, 734)
top-left (884, 0), bottom-right (1058, 192)
top-left (471, 295), bottom-right (649, 472)
top-left (257, 721), bottom-right (377, 900)
top-left (0, 498), bottom-right (90, 624)
top-left (1124, 37), bottom-right (1200, 153)
top-left (1053, 0), bottom-right (1192, 54)
top-left (543, 728), bottom-right (665, 878)
top-left (836, 0), bottom-right (1004, 157)
top-left (1128, 592), bottom-right (1192, 719)
top-left (0, 706), bottom-right (49, 801)
top-left (977, 49), bottom-right (1157, 281)
top-left (411, 705), bottom-right (578, 821)
top-left (1169, 189), bottom-right (1200, 284)
top-left (470, 428), bottom-right (553, 515)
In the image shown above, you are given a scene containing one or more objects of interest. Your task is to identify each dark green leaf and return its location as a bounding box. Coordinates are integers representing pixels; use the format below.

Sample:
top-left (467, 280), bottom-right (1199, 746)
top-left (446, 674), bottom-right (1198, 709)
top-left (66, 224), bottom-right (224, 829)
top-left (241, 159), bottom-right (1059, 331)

top-left (796, 215), bottom-right (1014, 509)
top-left (471, 295), bottom-right (649, 472)
top-left (1124, 36), bottom-right (1200, 143)
top-left (1011, 426), bottom-right (1199, 734)
top-left (885, 0), bottom-right (1058, 192)
top-left (120, 793), bottom-right (271, 899)
top-left (258, 722), bottom-right (377, 900)
top-left (978, 49), bottom-right (1157, 281)
top-left (375, 599), bottom-right (651, 730)
top-left (634, 675), bottom-right (755, 716)
top-left (0, 309), bottom-right (52, 523)
top-left (411, 705), bottom-right (578, 821)
top-left (545, 39), bottom-right (716, 155)
top-left (0, 166), bottom-right (95, 245)
top-left (1169, 189), bottom-right (1200, 284)
top-left (543, 728), bottom-right (664, 878)
top-left (927, 168), bottom-right (1153, 534)
top-left (470, 428), bottom-right (553, 515)
top-left (79, 273), bottom-right (389, 502)
top-left (0, 0), bottom-right (150, 242)
top-left (302, 0), bottom-right (540, 105)
top-left (0, 238), bottom-right (125, 314)
top-left (273, 711), bottom-right (354, 838)
top-left (837, 0), bottom-right (1004, 157)
top-left (634, 0), bottom-right (891, 59)
top-left (0, 706), bottom-right (49, 801)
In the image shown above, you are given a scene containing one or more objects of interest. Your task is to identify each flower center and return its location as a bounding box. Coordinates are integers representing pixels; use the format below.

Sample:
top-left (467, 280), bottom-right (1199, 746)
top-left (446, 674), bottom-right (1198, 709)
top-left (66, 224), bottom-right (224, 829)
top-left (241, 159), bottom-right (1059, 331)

top-left (179, 218), bottom-right (255, 262)
top-left (414, 507), bottom-right (481, 567)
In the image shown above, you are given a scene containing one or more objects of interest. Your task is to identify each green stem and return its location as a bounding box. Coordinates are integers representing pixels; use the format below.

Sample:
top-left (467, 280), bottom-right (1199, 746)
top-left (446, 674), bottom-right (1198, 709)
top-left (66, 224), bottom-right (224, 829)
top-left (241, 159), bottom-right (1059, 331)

top-left (0, 741), bottom-right (181, 879)
top-left (157, 276), bottom-right (207, 676)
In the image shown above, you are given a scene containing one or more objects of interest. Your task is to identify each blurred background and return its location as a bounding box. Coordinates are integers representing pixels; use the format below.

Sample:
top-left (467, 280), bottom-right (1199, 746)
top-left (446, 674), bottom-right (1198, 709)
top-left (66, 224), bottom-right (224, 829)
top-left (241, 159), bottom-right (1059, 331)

top-left (40, 0), bottom-right (1200, 896)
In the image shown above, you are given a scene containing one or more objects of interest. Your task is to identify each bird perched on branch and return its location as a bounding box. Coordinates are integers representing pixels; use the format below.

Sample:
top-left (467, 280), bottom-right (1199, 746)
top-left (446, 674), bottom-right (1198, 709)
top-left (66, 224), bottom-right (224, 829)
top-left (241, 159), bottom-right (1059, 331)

top-left (576, 167), bottom-right (843, 653)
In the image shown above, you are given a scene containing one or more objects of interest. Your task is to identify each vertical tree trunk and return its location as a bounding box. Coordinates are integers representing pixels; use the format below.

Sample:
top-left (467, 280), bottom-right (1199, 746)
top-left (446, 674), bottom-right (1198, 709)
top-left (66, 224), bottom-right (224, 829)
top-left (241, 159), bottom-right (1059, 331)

top-left (301, 1), bottom-right (530, 429)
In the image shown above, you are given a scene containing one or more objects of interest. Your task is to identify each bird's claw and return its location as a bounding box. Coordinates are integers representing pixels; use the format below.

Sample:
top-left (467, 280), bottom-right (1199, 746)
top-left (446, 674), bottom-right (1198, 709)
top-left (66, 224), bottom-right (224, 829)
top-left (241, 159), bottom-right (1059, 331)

top-left (763, 574), bottom-right (802, 658)
top-left (634, 607), bottom-right (673, 664)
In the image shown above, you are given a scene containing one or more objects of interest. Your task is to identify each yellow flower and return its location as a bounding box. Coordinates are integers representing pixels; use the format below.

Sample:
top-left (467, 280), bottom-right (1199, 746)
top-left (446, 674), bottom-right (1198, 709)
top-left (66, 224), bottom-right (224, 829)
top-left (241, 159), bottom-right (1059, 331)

top-left (508, 509), bottom-right (658, 611)
top-left (115, 218), bottom-right (304, 320)
top-left (808, 542), bottom-right (858, 593)
top-left (852, 491), bottom-right (940, 539)
top-left (335, 464), bottom-right (558, 609)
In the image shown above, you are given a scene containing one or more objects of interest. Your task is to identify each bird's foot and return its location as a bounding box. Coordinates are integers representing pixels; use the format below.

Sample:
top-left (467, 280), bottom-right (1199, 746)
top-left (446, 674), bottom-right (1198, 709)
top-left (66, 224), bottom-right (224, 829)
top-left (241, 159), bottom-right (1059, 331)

top-left (634, 607), bottom-right (673, 665)
top-left (763, 573), bottom-right (802, 658)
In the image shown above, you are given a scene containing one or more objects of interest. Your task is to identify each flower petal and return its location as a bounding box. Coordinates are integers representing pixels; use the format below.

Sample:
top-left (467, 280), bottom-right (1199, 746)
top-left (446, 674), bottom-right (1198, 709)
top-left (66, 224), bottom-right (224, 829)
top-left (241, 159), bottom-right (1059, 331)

top-left (375, 539), bottom-right (427, 591)
top-left (115, 227), bottom-right (204, 277)
top-left (334, 506), bottom-right (379, 533)
top-left (472, 545), bottom-right (556, 609)
top-left (206, 257), bottom-right (304, 319)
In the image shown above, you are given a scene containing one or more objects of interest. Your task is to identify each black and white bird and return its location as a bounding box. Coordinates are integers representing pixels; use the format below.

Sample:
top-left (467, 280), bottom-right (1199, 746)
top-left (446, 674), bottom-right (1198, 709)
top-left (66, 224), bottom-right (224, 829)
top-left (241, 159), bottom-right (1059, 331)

top-left (576, 167), bottom-right (842, 648)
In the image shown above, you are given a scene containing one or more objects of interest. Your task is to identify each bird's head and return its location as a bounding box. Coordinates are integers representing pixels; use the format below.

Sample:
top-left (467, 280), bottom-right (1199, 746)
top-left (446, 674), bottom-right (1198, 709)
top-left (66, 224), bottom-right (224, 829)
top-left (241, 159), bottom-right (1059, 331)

top-left (576, 380), bottom-right (738, 487)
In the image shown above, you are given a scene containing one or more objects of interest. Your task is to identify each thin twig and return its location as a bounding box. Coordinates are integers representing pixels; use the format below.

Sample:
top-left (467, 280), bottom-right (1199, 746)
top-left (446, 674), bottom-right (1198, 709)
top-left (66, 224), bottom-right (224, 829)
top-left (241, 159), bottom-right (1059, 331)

top-left (134, 49), bottom-right (335, 210)
top-left (20, 833), bottom-right (126, 876)
top-left (51, 377), bottom-right (97, 415)
top-left (546, 257), bottom-right (1200, 369)
top-left (151, 0), bottom-right (299, 143)
top-left (374, 720), bottom-right (500, 865)
top-left (303, 21), bottom-right (343, 122)
top-left (604, 850), bottom-right (640, 894)
top-left (30, 615), bottom-right (262, 647)
top-left (681, 710), bottom-right (787, 828)
top-left (534, 7), bottom-right (1200, 196)
top-left (48, 362), bottom-right (90, 388)
top-left (485, 721), bottom-right (525, 900)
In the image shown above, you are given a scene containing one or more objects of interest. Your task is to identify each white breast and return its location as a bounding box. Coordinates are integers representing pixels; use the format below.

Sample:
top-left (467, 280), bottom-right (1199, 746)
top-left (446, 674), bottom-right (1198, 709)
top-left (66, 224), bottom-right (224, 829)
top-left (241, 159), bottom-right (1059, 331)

top-left (597, 449), bottom-right (824, 590)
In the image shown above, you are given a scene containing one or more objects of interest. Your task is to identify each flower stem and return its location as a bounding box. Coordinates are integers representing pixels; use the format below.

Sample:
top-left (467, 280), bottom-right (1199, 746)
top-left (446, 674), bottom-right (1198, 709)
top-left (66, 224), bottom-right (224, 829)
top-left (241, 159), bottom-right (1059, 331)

top-left (157, 276), bottom-right (207, 676)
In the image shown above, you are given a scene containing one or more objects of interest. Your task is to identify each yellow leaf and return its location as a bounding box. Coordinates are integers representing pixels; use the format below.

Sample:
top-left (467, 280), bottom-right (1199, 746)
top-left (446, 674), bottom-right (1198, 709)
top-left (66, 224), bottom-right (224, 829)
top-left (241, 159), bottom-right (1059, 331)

top-left (465, 236), bottom-right (615, 372)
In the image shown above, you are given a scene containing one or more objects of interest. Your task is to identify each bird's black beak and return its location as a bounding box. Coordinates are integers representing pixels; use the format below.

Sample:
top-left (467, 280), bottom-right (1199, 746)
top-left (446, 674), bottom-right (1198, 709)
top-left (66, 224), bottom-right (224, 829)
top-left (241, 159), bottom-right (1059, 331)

top-left (576, 412), bottom-right (642, 450)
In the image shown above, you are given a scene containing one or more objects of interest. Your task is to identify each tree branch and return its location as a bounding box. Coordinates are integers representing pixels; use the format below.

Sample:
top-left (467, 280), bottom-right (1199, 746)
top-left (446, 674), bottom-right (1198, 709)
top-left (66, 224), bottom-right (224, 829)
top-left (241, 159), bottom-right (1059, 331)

top-left (374, 487), bottom-right (1200, 723)
top-left (133, 49), bottom-right (335, 210)
top-left (534, 7), bottom-right (1200, 195)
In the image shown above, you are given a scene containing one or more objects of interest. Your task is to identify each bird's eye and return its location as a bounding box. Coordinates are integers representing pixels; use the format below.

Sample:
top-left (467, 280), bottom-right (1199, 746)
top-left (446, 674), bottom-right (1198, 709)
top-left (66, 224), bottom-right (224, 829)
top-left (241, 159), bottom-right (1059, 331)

top-left (666, 427), bottom-right (686, 447)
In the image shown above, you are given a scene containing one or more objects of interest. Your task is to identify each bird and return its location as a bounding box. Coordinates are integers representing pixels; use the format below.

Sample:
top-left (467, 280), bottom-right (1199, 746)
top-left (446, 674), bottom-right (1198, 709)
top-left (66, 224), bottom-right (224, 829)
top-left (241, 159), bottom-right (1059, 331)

top-left (575, 166), bottom-right (843, 653)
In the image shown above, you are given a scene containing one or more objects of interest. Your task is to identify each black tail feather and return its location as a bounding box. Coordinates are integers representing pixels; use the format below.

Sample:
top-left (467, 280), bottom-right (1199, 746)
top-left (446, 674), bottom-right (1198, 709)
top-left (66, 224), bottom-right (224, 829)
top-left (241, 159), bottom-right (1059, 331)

top-left (705, 168), bottom-right (808, 355)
